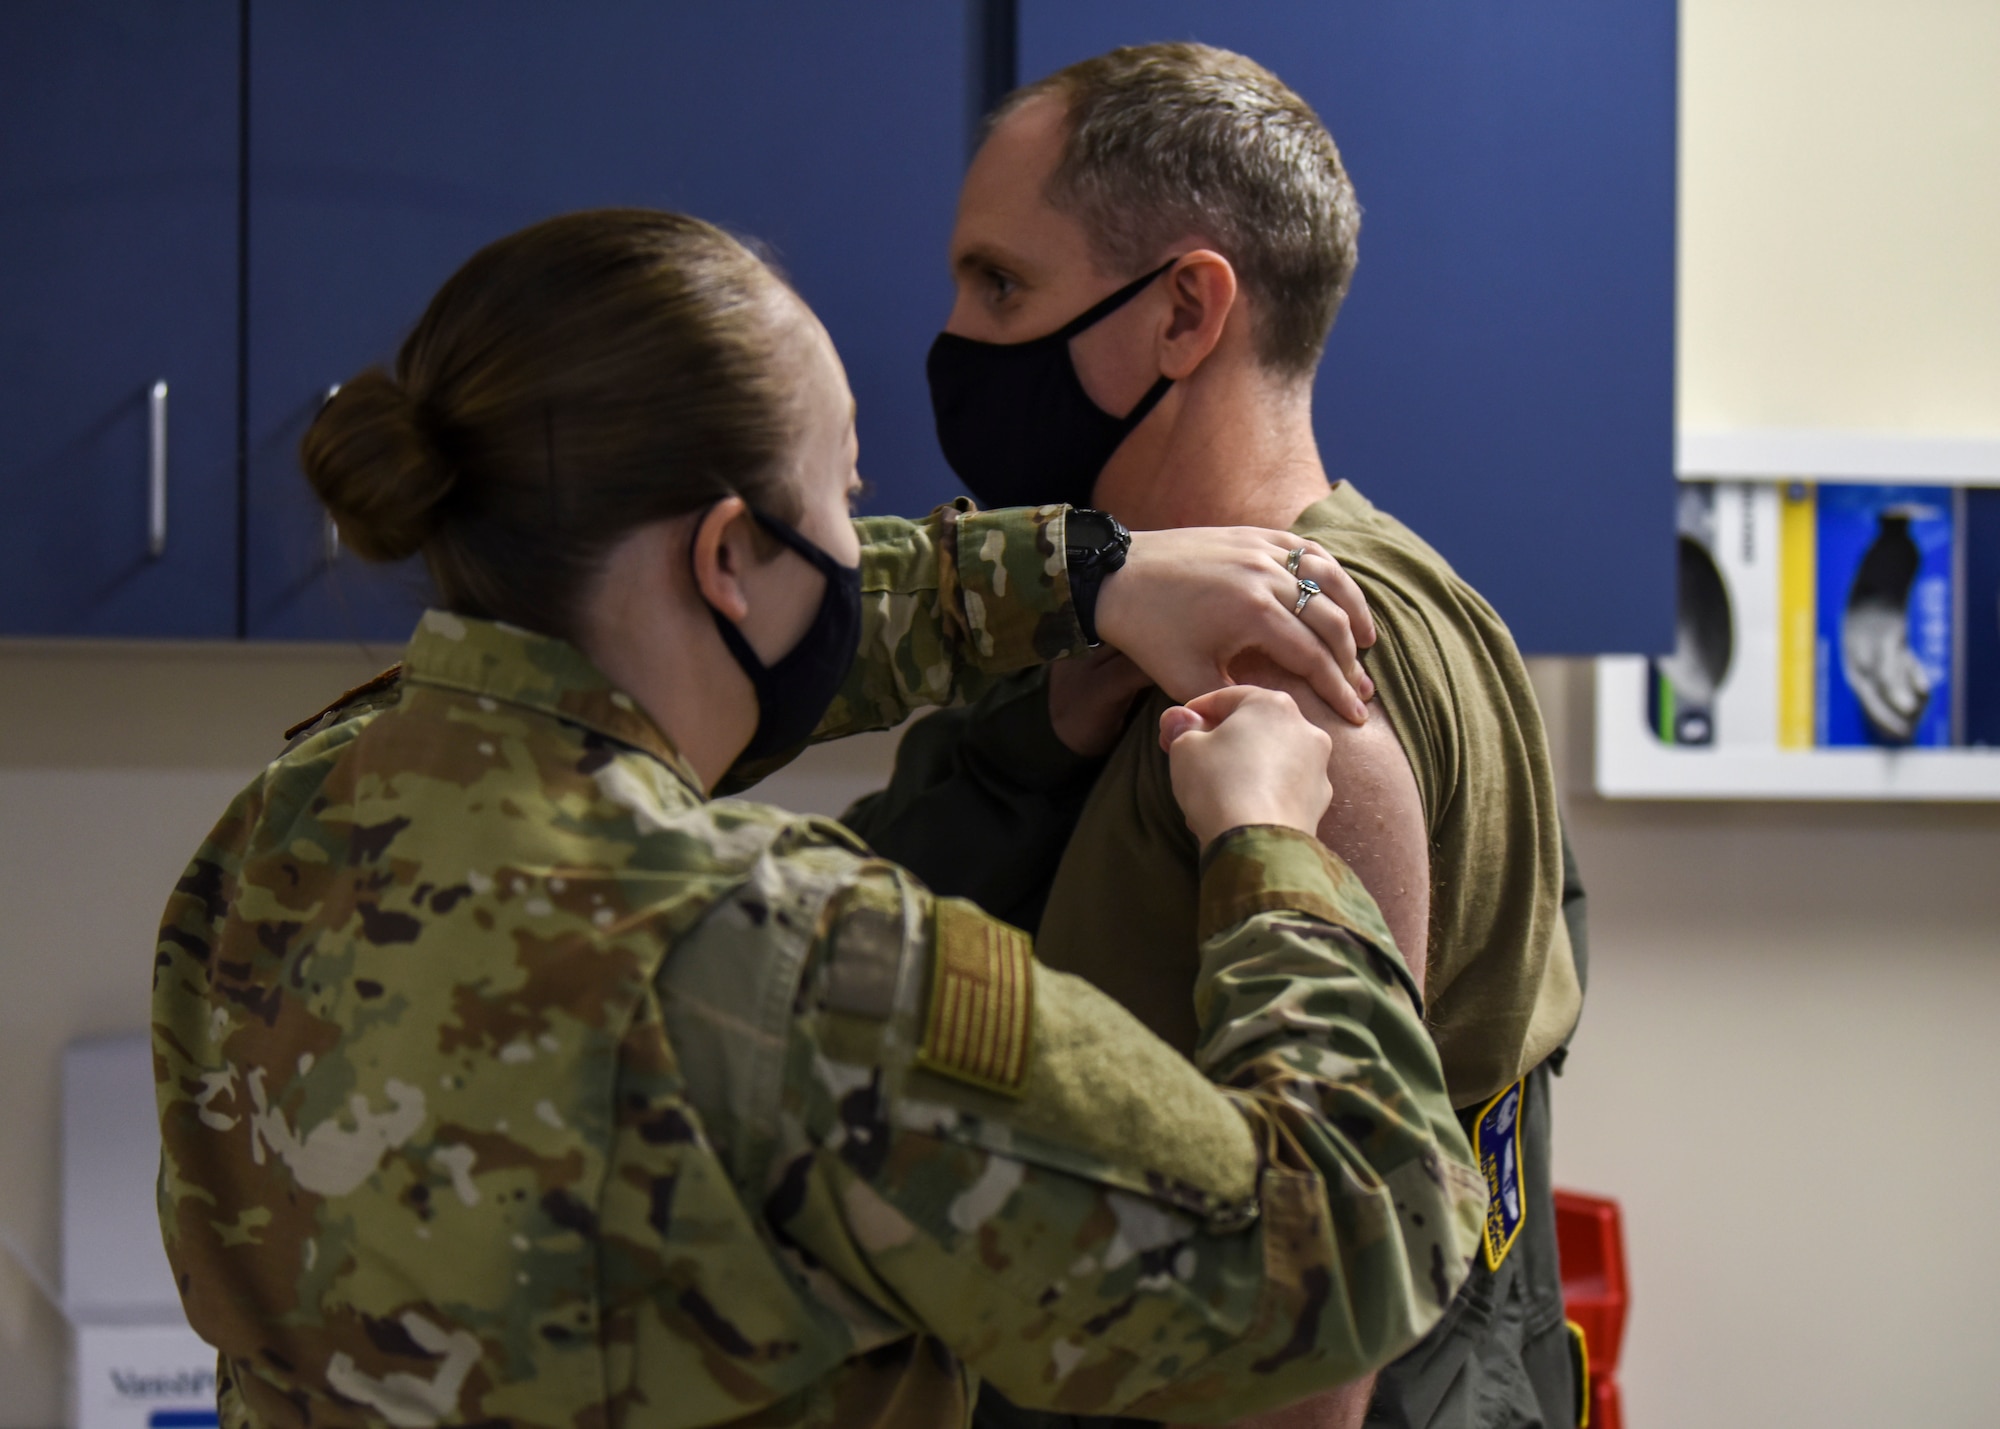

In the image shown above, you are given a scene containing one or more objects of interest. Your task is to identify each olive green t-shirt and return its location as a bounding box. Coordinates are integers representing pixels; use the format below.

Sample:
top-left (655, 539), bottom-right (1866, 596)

top-left (1035, 482), bottom-right (1581, 1109)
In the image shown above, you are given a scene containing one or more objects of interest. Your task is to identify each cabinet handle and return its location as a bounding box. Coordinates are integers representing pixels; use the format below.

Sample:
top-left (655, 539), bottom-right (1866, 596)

top-left (322, 385), bottom-right (341, 563)
top-left (147, 379), bottom-right (168, 559)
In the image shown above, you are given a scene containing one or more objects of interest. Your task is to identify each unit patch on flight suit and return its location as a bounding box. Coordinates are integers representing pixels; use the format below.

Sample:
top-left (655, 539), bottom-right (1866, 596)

top-left (1474, 1079), bottom-right (1525, 1271)
top-left (917, 899), bottom-right (1033, 1096)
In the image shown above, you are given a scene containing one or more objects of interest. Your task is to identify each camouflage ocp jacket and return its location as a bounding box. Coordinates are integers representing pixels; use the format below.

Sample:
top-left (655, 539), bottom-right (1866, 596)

top-left (153, 502), bottom-right (1484, 1429)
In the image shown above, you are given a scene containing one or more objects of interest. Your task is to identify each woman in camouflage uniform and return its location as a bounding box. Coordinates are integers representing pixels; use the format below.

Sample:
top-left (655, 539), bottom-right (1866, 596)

top-left (152, 210), bottom-right (1485, 1429)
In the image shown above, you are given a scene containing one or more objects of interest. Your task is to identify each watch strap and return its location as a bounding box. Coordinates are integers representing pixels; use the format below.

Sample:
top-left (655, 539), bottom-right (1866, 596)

top-left (1066, 509), bottom-right (1130, 647)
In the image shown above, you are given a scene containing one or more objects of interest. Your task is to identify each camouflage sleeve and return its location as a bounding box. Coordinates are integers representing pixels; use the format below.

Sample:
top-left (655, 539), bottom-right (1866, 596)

top-left (723, 502), bottom-right (1085, 793)
top-left (776, 825), bottom-right (1485, 1421)
top-left (829, 500), bottom-right (1085, 736)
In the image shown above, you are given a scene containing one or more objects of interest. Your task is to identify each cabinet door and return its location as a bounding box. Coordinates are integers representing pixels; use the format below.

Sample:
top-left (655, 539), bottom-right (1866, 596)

top-left (0, 4), bottom-right (240, 638)
top-left (247, 2), bottom-right (970, 643)
top-left (1020, 3), bottom-right (1677, 654)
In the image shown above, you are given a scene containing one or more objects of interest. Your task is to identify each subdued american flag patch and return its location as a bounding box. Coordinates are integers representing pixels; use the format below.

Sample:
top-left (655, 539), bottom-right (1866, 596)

top-left (916, 900), bottom-right (1034, 1096)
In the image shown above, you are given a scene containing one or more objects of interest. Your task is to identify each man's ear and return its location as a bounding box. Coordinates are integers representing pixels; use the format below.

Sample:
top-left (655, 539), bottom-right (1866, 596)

top-left (690, 496), bottom-right (754, 622)
top-left (1157, 250), bottom-right (1238, 381)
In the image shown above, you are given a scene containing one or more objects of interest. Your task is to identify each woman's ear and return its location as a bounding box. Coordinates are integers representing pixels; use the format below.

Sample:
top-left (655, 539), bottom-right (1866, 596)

top-left (1158, 250), bottom-right (1239, 381)
top-left (690, 495), bottom-right (754, 621)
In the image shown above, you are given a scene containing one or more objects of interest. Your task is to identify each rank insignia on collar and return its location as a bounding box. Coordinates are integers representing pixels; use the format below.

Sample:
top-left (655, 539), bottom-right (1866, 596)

top-left (916, 899), bottom-right (1033, 1097)
top-left (1475, 1079), bottom-right (1525, 1272)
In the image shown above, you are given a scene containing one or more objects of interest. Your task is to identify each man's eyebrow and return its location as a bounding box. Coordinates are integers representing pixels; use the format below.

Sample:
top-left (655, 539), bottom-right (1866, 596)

top-left (953, 242), bottom-right (1031, 279)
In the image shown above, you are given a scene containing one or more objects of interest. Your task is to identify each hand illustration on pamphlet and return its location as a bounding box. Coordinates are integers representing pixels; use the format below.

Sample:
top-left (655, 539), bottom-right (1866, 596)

top-left (1840, 510), bottom-right (1933, 744)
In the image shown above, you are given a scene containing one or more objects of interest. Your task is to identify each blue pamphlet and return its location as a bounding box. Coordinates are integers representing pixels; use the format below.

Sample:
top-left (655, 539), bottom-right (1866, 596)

top-left (1815, 485), bottom-right (1954, 747)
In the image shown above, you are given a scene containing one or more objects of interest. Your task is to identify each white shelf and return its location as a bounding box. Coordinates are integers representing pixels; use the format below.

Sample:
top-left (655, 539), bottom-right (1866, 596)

top-left (1594, 657), bottom-right (2000, 801)
top-left (1676, 428), bottom-right (2000, 486)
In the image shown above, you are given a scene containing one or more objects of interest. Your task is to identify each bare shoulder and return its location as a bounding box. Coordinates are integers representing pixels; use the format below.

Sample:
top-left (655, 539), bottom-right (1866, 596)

top-left (1320, 695), bottom-right (1418, 780)
top-left (1231, 655), bottom-right (1432, 990)
top-left (1317, 706), bottom-right (1431, 993)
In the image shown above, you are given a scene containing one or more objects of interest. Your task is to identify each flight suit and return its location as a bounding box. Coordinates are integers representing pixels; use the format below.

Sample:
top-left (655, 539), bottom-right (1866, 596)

top-left (154, 502), bottom-right (1486, 1429)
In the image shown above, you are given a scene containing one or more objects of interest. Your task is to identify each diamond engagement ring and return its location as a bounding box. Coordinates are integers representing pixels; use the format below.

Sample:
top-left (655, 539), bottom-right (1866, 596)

top-left (1286, 546), bottom-right (1307, 576)
top-left (1293, 577), bottom-right (1322, 615)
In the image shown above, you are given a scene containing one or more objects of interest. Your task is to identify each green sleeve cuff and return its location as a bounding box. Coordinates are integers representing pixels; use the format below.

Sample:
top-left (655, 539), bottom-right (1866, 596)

top-left (1196, 825), bottom-right (1410, 986)
top-left (945, 503), bottom-right (1088, 671)
top-left (776, 503), bottom-right (1087, 761)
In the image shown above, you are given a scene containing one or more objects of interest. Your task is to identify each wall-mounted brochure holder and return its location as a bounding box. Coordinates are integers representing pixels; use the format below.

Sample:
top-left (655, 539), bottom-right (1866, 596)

top-left (1596, 429), bottom-right (2000, 800)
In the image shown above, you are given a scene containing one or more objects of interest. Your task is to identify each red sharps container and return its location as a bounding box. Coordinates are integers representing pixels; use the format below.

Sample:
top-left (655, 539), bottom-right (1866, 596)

top-left (1555, 1189), bottom-right (1629, 1429)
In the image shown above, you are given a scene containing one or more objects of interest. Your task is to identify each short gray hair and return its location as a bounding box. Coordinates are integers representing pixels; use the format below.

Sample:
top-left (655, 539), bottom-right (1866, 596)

top-left (997, 42), bottom-right (1360, 378)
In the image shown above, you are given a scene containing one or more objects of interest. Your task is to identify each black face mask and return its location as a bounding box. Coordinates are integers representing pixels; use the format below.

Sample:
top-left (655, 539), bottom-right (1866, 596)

top-left (699, 507), bottom-right (863, 764)
top-left (927, 260), bottom-right (1178, 511)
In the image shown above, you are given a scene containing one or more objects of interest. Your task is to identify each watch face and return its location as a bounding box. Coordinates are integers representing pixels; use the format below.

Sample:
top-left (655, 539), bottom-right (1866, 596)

top-left (1065, 509), bottom-right (1105, 550)
top-left (1067, 508), bottom-right (1120, 554)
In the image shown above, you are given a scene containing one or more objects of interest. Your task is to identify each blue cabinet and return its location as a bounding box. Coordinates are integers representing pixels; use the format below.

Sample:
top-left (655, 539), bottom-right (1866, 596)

top-left (4, 6), bottom-right (1668, 651)
top-left (246, 1), bottom-right (972, 642)
top-left (0, 4), bottom-right (240, 638)
top-left (1019, 2), bottom-right (1677, 654)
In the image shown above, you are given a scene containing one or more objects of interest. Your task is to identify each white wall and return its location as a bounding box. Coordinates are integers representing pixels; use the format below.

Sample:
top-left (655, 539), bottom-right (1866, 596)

top-left (1679, 0), bottom-right (2000, 437)
top-left (1534, 661), bottom-right (2000, 1427)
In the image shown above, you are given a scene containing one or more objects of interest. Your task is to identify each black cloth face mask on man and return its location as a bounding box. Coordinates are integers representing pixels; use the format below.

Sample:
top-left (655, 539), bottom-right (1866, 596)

top-left (697, 506), bottom-right (863, 764)
top-left (926, 259), bottom-right (1179, 511)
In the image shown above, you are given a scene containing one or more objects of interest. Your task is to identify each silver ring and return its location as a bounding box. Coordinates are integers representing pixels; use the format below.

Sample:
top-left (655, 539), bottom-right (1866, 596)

top-left (1293, 577), bottom-right (1322, 616)
top-left (1286, 546), bottom-right (1307, 576)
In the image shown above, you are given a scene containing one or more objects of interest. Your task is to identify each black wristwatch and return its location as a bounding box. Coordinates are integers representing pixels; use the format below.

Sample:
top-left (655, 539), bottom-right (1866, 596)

top-left (1064, 507), bottom-right (1131, 647)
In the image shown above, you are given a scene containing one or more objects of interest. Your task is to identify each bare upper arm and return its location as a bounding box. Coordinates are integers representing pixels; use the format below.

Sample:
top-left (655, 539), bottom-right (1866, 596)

top-left (1230, 656), bottom-right (1431, 992)
top-left (1314, 705), bottom-right (1429, 993)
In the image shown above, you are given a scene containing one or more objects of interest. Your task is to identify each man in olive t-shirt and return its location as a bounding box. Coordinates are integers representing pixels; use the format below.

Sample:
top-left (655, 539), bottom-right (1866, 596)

top-left (850, 43), bottom-right (1588, 1429)
top-left (1037, 483), bottom-right (1581, 1106)
top-left (851, 485), bottom-right (1589, 1429)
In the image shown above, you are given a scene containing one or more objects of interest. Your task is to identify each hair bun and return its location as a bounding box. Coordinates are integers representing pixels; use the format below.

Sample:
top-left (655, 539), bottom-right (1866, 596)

top-left (301, 370), bottom-right (457, 563)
